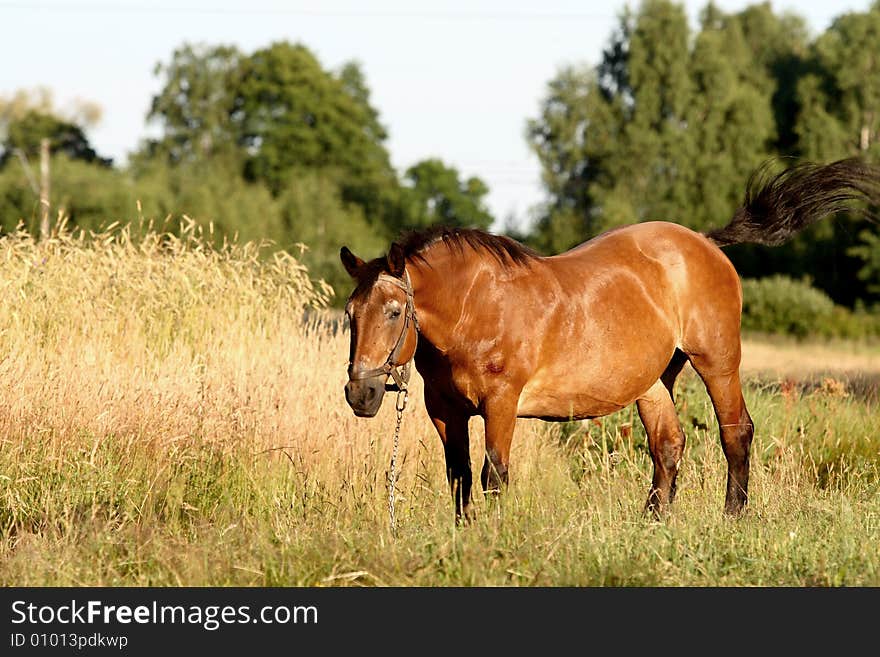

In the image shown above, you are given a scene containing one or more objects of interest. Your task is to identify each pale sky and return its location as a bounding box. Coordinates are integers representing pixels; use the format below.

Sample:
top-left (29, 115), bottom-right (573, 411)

top-left (0, 0), bottom-right (874, 231)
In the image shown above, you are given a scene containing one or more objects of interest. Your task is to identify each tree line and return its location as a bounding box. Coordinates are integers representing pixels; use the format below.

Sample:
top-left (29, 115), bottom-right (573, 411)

top-left (525, 0), bottom-right (880, 306)
top-left (0, 0), bottom-right (878, 307)
top-left (0, 43), bottom-right (492, 297)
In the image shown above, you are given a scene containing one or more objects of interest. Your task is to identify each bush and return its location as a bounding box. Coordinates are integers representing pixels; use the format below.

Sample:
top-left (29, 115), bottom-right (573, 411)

top-left (277, 171), bottom-right (389, 306)
top-left (741, 275), bottom-right (880, 339)
top-left (0, 155), bottom-right (136, 234)
top-left (741, 275), bottom-right (835, 338)
top-left (817, 303), bottom-right (880, 340)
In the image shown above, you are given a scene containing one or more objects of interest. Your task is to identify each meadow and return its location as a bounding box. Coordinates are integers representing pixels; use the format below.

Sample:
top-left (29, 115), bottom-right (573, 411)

top-left (0, 224), bottom-right (878, 586)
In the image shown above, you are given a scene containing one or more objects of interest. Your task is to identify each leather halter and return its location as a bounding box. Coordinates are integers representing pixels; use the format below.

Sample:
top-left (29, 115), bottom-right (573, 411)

top-left (348, 270), bottom-right (419, 392)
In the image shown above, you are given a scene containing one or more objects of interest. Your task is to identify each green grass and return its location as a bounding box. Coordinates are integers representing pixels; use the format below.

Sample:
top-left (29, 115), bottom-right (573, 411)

top-left (2, 372), bottom-right (877, 586)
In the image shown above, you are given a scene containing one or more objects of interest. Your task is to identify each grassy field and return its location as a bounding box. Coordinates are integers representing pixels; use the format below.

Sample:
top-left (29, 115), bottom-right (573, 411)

top-left (0, 224), bottom-right (878, 586)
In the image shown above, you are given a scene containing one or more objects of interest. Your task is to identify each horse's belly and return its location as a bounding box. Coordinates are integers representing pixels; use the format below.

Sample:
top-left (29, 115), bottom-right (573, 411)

top-left (516, 384), bottom-right (628, 420)
top-left (515, 343), bottom-right (673, 420)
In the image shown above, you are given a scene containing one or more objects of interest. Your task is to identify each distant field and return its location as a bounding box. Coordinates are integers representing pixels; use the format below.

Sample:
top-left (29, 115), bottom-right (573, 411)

top-left (742, 336), bottom-right (880, 378)
top-left (1, 227), bottom-right (877, 586)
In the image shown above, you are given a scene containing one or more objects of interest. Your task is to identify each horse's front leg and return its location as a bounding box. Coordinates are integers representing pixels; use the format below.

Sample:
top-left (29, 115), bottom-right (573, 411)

top-left (480, 395), bottom-right (518, 496)
top-left (425, 390), bottom-right (473, 521)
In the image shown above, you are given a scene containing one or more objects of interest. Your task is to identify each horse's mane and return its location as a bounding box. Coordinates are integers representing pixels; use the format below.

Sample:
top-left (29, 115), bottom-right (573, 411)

top-left (398, 226), bottom-right (539, 269)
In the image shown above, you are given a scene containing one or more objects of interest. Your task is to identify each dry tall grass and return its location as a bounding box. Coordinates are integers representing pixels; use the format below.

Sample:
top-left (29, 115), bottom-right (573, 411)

top-left (0, 223), bottom-right (877, 586)
top-left (0, 219), bottom-right (351, 463)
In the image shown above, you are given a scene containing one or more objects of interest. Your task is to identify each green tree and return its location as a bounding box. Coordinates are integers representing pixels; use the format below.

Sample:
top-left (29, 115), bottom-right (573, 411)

top-left (527, 0), bottom-right (699, 252)
top-left (401, 158), bottom-right (493, 230)
top-left (235, 43), bottom-right (399, 224)
top-left (0, 89), bottom-right (123, 233)
top-left (728, 3), bottom-right (809, 154)
top-left (793, 4), bottom-right (880, 162)
top-left (277, 172), bottom-right (387, 300)
top-left (795, 73), bottom-right (852, 162)
top-left (0, 162), bottom-right (41, 230)
top-left (1, 110), bottom-right (111, 167)
top-left (850, 228), bottom-right (880, 298)
top-left (141, 43), bottom-right (244, 166)
top-left (132, 159), bottom-right (285, 246)
top-left (0, 96), bottom-right (117, 234)
top-left (686, 6), bottom-right (777, 229)
top-left (338, 61), bottom-right (388, 145)
top-left (524, 0), bottom-right (879, 307)
top-left (763, 2), bottom-right (880, 304)
top-left (140, 41), bottom-right (403, 237)
top-left (526, 66), bottom-right (612, 252)
top-left (135, 40), bottom-right (406, 303)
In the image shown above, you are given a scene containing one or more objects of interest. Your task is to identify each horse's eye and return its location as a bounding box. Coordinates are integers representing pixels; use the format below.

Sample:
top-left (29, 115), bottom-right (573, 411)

top-left (388, 308), bottom-right (401, 321)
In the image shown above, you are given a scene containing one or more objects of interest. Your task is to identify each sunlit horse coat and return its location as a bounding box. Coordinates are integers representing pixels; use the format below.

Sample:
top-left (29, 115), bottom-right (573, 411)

top-left (341, 159), bottom-right (880, 520)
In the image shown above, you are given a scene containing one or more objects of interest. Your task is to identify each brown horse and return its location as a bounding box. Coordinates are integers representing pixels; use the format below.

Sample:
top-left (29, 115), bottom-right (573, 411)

top-left (340, 158), bottom-right (879, 520)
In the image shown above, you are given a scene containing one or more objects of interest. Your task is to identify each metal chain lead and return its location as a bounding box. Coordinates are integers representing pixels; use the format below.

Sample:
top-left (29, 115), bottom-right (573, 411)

top-left (389, 387), bottom-right (408, 536)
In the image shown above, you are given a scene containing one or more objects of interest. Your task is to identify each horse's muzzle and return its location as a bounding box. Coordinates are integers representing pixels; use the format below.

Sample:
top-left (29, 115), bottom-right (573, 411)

top-left (345, 377), bottom-right (387, 417)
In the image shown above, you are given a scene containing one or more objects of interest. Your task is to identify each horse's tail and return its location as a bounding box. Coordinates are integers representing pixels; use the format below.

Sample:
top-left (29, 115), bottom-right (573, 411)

top-left (705, 157), bottom-right (880, 247)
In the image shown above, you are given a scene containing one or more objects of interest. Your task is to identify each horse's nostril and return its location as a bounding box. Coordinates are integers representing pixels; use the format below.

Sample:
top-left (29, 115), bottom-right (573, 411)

top-left (365, 386), bottom-right (377, 401)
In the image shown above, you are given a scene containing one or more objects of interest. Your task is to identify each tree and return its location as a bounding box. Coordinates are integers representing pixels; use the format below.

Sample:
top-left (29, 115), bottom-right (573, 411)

top-left (1, 88), bottom-right (108, 168)
top-left (686, 7), bottom-right (777, 229)
top-left (132, 158), bottom-right (285, 247)
top-left (0, 154), bottom-right (129, 234)
top-left (277, 172), bottom-right (387, 299)
top-left (526, 0), bottom-right (816, 246)
top-left (235, 43), bottom-right (399, 220)
top-left (729, 3), bottom-right (809, 155)
top-left (794, 4), bottom-right (880, 159)
top-left (338, 61), bottom-right (388, 145)
top-left (526, 65), bottom-right (613, 251)
top-left (527, 0), bottom-right (699, 252)
top-left (763, 2), bottom-right (880, 304)
top-left (401, 159), bottom-right (493, 230)
top-left (850, 228), bottom-right (880, 298)
top-left (141, 44), bottom-right (244, 166)
top-left (1, 110), bottom-right (111, 167)
top-left (0, 92), bottom-right (113, 235)
top-left (140, 41), bottom-right (403, 238)
top-left (135, 40), bottom-right (406, 304)
top-left (0, 87), bottom-right (102, 138)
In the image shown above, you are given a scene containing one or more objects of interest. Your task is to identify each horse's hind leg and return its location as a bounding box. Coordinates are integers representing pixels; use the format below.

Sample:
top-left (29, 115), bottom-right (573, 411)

top-left (637, 379), bottom-right (687, 517)
top-left (688, 354), bottom-right (754, 516)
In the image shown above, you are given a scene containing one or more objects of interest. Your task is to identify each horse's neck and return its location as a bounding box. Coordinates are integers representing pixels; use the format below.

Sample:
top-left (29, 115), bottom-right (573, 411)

top-left (408, 252), bottom-right (497, 353)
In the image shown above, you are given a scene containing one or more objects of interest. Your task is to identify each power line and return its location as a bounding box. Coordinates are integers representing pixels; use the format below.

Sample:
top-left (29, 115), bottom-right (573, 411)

top-left (0, 2), bottom-right (615, 21)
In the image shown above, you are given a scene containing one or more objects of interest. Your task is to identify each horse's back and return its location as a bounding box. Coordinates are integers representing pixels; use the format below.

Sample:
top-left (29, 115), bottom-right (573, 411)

top-left (550, 221), bottom-right (741, 330)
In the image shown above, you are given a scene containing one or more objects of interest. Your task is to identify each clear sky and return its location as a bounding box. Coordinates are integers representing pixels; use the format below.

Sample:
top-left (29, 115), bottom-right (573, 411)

top-left (0, 0), bottom-right (874, 231)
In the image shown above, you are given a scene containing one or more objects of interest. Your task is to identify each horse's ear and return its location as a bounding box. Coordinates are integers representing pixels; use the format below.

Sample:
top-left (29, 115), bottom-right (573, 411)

top-left (386, 242), bottom-right (405, 278)
top-left (340, 246), bottom-right (365, 279)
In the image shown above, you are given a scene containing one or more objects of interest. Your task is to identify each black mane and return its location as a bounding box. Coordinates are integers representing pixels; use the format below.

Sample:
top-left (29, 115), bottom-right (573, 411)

top-left (397, 226), bottom-right (539, 268)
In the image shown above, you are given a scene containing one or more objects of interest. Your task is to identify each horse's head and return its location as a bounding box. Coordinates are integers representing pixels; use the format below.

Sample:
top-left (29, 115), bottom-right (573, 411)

top-left (339, 243), bottom-right (419, 418)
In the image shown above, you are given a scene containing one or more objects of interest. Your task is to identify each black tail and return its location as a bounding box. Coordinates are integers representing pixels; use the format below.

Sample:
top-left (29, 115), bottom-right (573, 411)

top-left (706, 157), bottom-right (880, 247)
